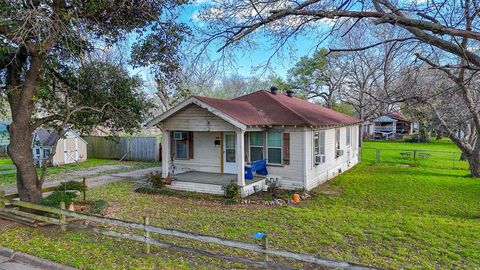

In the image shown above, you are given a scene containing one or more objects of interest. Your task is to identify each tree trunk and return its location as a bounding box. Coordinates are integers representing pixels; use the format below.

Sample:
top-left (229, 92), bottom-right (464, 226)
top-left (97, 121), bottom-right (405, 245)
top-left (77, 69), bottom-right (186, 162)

top-left (6, 54), bottom-right (45, 203)
top-left (8, 122), bottom-right (42, 202)
top-left (468, 150), bottom-right (480, 177)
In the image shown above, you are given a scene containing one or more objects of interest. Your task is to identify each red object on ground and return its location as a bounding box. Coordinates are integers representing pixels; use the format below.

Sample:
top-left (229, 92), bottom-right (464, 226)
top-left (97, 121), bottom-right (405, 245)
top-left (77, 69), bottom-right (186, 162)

top-left (293, 194), bottom-right (300, 203)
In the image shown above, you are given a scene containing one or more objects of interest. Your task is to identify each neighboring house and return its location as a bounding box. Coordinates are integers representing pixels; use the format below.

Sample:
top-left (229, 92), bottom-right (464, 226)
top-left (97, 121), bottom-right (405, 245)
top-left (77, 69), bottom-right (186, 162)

top-left (32, 128), bottom-right (88, 166)
top-left (147, 88), bottom-right (363, 196)
top-left (365, 112), bottom-right (414, 139)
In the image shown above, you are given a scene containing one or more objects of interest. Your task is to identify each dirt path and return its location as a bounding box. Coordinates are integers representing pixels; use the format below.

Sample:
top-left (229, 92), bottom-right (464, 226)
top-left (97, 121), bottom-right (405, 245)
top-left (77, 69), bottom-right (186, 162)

top-left (4, 166), bottom-right (161, 196)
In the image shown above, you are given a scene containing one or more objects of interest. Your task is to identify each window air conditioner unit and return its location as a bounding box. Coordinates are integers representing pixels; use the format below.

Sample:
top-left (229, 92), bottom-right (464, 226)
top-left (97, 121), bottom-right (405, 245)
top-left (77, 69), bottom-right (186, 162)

top-left (315, 155), bottom-right (326, 165)
top-left (336, 149), bottom-right (344, 157)
top-left (173, 132), bottom-right (185, 140)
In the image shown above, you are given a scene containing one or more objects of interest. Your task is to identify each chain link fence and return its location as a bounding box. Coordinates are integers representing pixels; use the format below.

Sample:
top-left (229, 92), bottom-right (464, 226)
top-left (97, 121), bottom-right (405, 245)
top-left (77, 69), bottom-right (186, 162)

top-left (361, 148), bottom-right (469, 170)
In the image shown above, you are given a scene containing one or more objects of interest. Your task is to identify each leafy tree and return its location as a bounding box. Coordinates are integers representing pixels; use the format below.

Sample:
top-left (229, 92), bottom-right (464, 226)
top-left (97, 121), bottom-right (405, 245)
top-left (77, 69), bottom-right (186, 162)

top-left (287, 50), bottom-right (333, 107)
top-left (0, 1), bottom-right (187, 202)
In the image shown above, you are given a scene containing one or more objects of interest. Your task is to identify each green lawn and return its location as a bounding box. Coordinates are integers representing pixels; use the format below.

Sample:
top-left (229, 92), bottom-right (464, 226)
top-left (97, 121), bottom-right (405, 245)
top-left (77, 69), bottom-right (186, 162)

top-left (0, 158), bottom-right (157, 189)
top-left (0, 158), bottom-right (13, 167)
top-left (1, 139), bottom-right (479, 269)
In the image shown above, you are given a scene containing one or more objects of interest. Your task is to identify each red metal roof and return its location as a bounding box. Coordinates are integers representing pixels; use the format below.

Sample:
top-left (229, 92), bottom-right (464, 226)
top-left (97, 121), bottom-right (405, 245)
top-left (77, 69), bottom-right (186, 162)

top-left (194, 96), bottom-right (271, 126)
top-left (387, 112), bottom-right (411, 123)
top-left (195, 90), bottom-right (363, 126)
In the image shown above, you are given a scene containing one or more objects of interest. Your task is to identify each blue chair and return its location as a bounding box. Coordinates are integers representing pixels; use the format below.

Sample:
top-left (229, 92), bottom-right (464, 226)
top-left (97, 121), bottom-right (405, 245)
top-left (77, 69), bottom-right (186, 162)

top-left (245, 159), bottom-right (268, 180)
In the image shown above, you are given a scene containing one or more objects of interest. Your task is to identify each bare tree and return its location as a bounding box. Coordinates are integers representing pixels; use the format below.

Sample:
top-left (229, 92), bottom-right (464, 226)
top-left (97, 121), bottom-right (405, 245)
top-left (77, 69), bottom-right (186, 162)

top-left (197, 0), bottom-right (480, 177)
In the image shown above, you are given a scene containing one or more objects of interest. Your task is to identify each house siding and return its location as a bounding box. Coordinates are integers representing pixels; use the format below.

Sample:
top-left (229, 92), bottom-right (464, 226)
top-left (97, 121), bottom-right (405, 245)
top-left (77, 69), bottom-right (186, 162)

top-left (258, 127), bottom-right (305, 190)
top-left (304, 124), bottom-right (360, 190)
top-left (173, 131), bottom-right (222, 174)
top-left (163, 104), bottom-right (236, 132)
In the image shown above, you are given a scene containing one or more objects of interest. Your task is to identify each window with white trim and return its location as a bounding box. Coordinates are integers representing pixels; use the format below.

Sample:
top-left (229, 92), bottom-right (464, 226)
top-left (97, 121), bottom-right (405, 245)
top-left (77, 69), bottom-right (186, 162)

top-left (320, 131), bottom-right (325, 157)
top-left (267, 131), bottom-right (282, 164)
top-left (43, 148), bottom-right (52, 159)
top-left (249, 132), bottom-right (264, 161)
top-left (314, 131), bottom-right (326, 165)
top-left (335, 128), bottom-right (342, 158)
top-left (174, 131), bottom-right (188, 159)
top-left (346, 126), bottom-right (351, 145)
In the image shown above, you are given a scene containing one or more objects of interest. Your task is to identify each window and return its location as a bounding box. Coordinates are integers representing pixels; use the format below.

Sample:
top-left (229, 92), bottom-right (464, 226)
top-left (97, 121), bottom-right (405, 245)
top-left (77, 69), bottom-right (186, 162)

top-left (267, 132), bottom-right (282, 164)
top-left (225, 133), bottom-right (236, 162)
top-left (346, 126), bottom-right (351, 145)
top-left (314, 131), bottom-right (326, 165)
top-left (174, 131), bottom-right (188, 159)
top-left (249, 132), bottom-right (264, 161)
top-left (35, 148), bottom-right (40, 158)
top-left (319, 131), bottom-right (325, 156)
top-left (335, 128), bottom-right (342, 158)
top-left (43, 148), bottom-right (51, 159)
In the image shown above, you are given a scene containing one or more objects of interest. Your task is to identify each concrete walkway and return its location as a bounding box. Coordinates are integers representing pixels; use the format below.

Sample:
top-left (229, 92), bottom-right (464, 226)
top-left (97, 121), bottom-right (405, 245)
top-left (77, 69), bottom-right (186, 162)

top-left (4, 166), bottom-right (162, 196)
top-left (0, 247), bottom-right (76, 270)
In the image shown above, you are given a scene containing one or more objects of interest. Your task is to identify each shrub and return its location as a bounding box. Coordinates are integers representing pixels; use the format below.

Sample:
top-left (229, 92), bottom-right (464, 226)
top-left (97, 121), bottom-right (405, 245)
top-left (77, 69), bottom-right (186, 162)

top-left (147, 171), bottom-right (166, 189)
top-left (266, 178), bottom-right (281, 196)
top-left (40, 191), bottom-right (77, 207)
top-left (222, 181), bottom-right (240, 202)
top-left (54, 181), bottom-right (87, 192)
top-left (89, 200), bottom-right (108, 214)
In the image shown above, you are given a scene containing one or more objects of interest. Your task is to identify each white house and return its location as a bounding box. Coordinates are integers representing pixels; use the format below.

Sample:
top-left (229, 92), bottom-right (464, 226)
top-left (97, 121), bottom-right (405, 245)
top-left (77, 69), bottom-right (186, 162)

top-left (32, 128), bottom-right (88, 166)
top-left (147, 88), bottom-right (363, 197)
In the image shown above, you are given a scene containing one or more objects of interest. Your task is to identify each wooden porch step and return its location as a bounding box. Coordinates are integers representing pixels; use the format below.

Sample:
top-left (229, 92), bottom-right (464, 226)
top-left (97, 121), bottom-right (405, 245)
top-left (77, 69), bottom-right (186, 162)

top-left (168, 181), bottom-right (224, 195)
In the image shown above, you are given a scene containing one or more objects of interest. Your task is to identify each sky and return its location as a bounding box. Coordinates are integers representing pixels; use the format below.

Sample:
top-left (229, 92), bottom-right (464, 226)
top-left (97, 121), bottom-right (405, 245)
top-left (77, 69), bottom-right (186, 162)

top-left (180, 2), bottom-right (326, 78)
top-left (125, 1), bottom-right (334, 95)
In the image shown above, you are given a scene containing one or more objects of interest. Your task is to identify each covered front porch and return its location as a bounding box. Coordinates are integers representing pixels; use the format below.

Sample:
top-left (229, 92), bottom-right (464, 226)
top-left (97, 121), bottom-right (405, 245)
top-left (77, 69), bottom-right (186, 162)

top-left (153, 98), bottom-right (275, 197)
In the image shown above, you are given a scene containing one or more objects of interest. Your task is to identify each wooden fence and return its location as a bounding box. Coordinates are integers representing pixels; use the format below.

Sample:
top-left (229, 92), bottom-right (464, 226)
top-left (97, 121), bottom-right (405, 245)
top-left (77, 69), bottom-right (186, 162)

top-left (0, 193), bottom-right (373, 270)
top-left (83, 136), bottom-right (160, 162)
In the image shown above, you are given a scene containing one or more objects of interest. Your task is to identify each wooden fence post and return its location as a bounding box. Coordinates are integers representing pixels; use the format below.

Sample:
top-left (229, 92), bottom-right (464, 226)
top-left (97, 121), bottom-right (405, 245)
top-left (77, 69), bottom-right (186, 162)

top-left (413, 149), bottom-right (417, 161)
top-left (262, 234), bottom-right (269, 262)
top-left (375, 149), bottom-right (380, 163)
top-left (60, 201), bottom-right (66, 232)
top-left (0, 190), bottom-right (5, 208)
top-left (83, 177), bottom-right (87, 201)
top-left (144, 216), bottom-right (150, 254)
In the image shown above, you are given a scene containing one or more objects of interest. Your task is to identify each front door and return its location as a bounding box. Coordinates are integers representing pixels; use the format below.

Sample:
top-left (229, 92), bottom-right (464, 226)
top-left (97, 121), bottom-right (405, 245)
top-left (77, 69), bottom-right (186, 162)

top-left (223, 133), bottom-right (237, 174)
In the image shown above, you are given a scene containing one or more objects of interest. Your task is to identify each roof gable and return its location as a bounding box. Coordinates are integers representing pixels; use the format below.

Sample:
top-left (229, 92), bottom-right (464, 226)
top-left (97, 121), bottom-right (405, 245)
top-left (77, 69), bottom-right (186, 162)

top-left (33, 128), bottom-right (86, 147)
top-left (374, 116), bottom-right (397, 122)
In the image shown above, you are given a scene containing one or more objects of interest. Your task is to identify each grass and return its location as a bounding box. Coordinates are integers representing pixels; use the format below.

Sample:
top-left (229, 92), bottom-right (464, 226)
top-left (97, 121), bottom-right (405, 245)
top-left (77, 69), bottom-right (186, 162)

top-left (362, 138), bottom-right (469, 170)
top-left (1, 139), bottom-right (480, 269)
top-left (0, 158), bottom-right (157, 189)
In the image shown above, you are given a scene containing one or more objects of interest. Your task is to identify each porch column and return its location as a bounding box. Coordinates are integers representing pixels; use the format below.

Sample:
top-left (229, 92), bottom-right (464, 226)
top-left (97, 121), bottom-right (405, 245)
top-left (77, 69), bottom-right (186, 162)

top-left (162, 130), bottom-right (170, 178)
top-left (236, 130), bottom-right (245, 187)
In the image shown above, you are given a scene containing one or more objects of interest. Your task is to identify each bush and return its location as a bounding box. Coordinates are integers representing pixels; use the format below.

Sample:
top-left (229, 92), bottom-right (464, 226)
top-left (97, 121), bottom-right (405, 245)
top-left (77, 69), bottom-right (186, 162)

top-left (147, 171), bottom-right (167, 189)
top-left (89, 200), bottom-right (108, 214)
top-left (40, 191), bottom-right (77, 207)
top-left (54, 181), bottom-right (87, 192)
top-left (266, 178), bottom-right (281, 196)
top-left (222, 181), bottom-right (240, 203)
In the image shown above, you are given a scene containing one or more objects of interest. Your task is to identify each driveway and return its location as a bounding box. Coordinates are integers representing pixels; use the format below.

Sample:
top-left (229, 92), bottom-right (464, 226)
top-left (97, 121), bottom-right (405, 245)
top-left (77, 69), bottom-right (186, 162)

top-left (4, 166), bottom-right (161, 196)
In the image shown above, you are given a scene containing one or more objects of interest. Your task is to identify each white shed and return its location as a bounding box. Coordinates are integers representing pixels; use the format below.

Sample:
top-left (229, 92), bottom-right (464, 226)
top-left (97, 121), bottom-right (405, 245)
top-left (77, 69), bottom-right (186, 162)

top-left (32, 128), bottom-right (88, 166)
